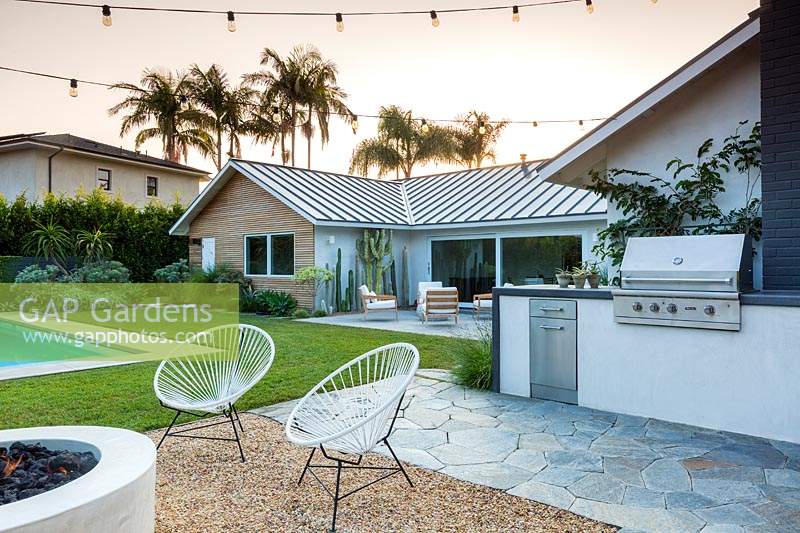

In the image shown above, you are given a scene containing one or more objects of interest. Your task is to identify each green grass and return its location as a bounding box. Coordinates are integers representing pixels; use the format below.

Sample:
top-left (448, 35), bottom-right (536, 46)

top-left (0, 317), bottom-right (459, 432)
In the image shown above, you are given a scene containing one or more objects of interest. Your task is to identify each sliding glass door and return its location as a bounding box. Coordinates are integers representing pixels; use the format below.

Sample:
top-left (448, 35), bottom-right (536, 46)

top-left (500, 235), bottom-right (582, 286)
top-left (430, 238), bottom-right (496, 303)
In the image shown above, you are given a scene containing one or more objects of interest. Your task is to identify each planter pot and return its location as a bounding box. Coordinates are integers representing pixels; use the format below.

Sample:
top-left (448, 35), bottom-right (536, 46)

top-left (572, 275), bottom-right (586, 289)
top-left (587, 273), bottom-right (600, 289)
top-left (556, 274), bottom-right (571, 289)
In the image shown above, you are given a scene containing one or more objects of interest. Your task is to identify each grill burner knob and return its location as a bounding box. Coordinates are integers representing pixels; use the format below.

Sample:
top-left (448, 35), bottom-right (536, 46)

top-left (649, 303), bottom-right (660, 312)
top-left (666, 303), bottom-right (678, 314)
top-left (632, 302), bottom-right (643, 312)
top-left (704, 305), bottom-right (715, 316)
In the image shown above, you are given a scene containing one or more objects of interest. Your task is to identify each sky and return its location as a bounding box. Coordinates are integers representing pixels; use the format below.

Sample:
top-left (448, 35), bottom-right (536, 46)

top-left (0, 0), bottom-right (759, 178)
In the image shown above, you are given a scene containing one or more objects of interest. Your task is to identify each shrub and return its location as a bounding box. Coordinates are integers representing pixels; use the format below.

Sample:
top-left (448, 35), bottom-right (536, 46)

top-left (254, 289), bottom-right (297, 317)
top-left (312, 309), bottom-right (327, 318)
top-left (239, 287), bottom-right (260, 313)
top-left (450, 322), bottom-right (493, 390)
top-left (14, 264), bottom-right (61, 283)
top-left (293, 308), bottom-right (311, 319)
top-left (153, 259), bottom-right (192, 283)
top-left (64, 260), bottom-right (130, 283)
top-left (190, 264), bottom-right (248, 290)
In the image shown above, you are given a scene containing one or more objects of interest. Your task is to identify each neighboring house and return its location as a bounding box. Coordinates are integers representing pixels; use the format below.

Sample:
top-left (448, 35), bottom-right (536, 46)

top-left (169, 160), bottom-right (607, 309)
top-left (0, 133), bottom-right (209, 207)
top-left (534, 12), bottom-right (764, 286)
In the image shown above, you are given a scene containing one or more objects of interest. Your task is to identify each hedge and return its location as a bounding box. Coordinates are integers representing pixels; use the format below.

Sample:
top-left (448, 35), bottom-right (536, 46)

top-left (0, 190), bottom-right (187, 281)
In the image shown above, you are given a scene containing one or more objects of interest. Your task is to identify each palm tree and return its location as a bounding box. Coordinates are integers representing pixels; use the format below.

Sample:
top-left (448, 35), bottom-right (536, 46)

top-left (189, 64), bottom-right (256, 170)
top-left (245, 92), bottom-right (284, 162)
top-left (109, 69), bottom-right (213, 163)
top-left (302, 54), bottom-right (354, 168)
top-left (349, 105), bottom-right (456, 179)
top-left (452, 110), bottom-right (509, 169)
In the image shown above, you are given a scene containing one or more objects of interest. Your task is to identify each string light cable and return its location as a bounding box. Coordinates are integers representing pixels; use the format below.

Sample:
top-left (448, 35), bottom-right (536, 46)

top-left (9, 0), bottom-right (659, 30)
top-left (0, 65), bottom-right (609, 127)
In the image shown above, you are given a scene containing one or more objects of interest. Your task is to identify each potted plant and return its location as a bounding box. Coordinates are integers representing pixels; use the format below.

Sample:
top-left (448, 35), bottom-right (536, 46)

top-left (585, 261), bottom-right (601, 289)
top-left (571, 266), bottom-right (587, 289)
top-left (555, 268), bottom-right (572, 289)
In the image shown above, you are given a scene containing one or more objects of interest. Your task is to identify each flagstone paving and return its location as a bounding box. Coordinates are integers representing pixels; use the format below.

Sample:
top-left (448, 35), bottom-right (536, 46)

top-left (252, 370), bottom-right (800, 532)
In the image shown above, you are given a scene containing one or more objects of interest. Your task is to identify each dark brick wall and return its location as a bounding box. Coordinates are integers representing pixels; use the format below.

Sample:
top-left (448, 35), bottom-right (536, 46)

top-left (761, 0), bottom-right (800, 290)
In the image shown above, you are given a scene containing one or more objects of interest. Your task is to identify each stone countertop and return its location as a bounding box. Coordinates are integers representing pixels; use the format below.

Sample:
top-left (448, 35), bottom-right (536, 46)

top-left (493, 285), bottom-right (800, 307)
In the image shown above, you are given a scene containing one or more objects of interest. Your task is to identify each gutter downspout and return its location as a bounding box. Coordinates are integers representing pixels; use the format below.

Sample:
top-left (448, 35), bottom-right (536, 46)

top-left (47, 146), bottom-right (64, 193)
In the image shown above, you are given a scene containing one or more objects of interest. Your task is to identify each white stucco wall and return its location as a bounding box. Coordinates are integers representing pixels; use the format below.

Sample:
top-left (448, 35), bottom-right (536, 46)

top-left (605, 42), bottom-right (763, 285)
top-left (0, 147), bottom-right (203, 206)
top-left (498, 293), bottom-right (800, 444)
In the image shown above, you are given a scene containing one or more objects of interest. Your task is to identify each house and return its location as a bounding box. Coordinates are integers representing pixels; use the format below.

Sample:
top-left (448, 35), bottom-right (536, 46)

top-left (169, 160), bottom-right (607, 309)
top-left (0, 132), bottom-right (209, 207)
top-left (494, 1), bottom-right (800, 444)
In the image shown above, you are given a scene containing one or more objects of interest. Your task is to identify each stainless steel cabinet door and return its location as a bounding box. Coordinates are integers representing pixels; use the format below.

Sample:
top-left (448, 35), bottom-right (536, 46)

top-left (530, 317), bottom-right (577, 391)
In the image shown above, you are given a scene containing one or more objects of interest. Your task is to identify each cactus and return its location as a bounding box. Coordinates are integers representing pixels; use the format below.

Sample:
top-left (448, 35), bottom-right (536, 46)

top-left (334, 248), bottom-right (342, 312)
top-left (354, 256), bottom-right (362, 311)
top-left (401, 246), bottom-right (409, 307)
top-left (348, 269), bottom-right (355, 311)
top-left (390, 259), bottom-right (397, 298)
top-left (355, 228), bottom-right (393, 293)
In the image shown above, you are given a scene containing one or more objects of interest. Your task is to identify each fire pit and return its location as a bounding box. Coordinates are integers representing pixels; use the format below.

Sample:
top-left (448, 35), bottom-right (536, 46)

top-left (0, 426), bottom-right (156, 533)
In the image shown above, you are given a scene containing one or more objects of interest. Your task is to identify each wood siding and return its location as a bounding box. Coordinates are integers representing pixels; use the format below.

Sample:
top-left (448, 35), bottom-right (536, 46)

top-left (188, 172), bottom-right (315, 308)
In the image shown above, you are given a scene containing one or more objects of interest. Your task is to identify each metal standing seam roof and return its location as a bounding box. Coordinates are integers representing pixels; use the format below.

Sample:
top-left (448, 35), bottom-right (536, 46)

top-left (230, 159), bottom-right (606, 227)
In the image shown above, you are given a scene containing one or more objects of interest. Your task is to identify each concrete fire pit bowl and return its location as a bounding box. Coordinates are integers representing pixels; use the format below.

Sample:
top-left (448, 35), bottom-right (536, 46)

top-left (0, 426), bottom-right (156, 533)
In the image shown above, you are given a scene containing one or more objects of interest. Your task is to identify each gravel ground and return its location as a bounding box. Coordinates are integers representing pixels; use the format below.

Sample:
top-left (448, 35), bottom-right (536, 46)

top-left (148, 414), bottom-right (617, 533)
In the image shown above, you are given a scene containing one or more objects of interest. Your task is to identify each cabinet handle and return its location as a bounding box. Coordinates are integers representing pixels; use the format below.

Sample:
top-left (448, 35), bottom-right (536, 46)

top-left (539, 325), bottom-right (564, 330)
top-left (539, 306), bottom-right (564, 312)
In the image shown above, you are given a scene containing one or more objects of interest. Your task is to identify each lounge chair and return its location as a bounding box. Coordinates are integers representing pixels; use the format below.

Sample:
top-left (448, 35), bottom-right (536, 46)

top-left (421, 287), bottom-right (459, 324)
top-left (358, 284), bottom-right (398, 320)
top-left (473, 283), bottom-right (514, 318)
top-left (415, 281), bottom-right (442, 318)
top-left (286, 343), bottom-right (420, 532)
top-left (153, 324), bottom-right (275, 462)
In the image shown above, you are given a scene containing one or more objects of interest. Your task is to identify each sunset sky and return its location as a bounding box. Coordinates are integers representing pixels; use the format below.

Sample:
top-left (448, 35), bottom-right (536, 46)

top-left (1, 0), bottom-right (759, 177)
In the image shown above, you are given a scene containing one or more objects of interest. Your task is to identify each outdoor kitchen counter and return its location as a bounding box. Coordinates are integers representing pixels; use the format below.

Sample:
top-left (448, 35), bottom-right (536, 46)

top-left (492, 285), bottom-right (800, 444)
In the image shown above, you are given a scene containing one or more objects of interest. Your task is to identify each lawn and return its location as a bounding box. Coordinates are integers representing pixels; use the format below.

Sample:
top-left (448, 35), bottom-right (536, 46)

top-left (0, 317), bottom-right (461, 433)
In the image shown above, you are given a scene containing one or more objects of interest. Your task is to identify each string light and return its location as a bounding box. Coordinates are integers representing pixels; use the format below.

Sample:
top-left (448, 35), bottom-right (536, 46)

top-left (579, 119), bottom-right (585, 130)
top-left (69, 78), bottom-right (78, 97)
top-left (335, 12), bottom-right (344, 32)
top-left (101, 4), bottom-right (111, 26)
top-left (421, 119), bottom-right (429, 133)
top-left (651, 0), bottom-right (657, 3)
top-left (352, 116), bottom-right (359, 133)
top-left (532, 121), bottom-right (539, 127)
top-left (430, 10), bottom-right (440, 27)
top-left (271, 106), bottom-right (281, 122)
top-left (179, 94), bottom-right (188, 105)
top-left (512, 5), bottom-right (520, 22)
top-left (585, 0), bottom-right (594, 14)
top-left (226, 11), bottom-right (236, 32)
top-left (478, 120), bottom-right (486, 135)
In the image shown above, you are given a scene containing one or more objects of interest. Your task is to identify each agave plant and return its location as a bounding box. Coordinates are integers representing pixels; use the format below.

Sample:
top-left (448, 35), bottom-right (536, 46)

top-left (75, 227), bottom-right (114, 263)
top-left (23, 219), bottom-right (72, 273)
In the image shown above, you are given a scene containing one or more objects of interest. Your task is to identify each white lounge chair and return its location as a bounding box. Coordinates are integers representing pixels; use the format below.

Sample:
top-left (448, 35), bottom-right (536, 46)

top-left (285, 343), bottom-right (420, 532)
top-left (358, 284), bottom-right (398, 320)
top-left (415, 281), bottom-right (443, 318)
top-left (421, 287), bottom-right (460, 324)
top-left (153, 324), bottom-right (275, 462)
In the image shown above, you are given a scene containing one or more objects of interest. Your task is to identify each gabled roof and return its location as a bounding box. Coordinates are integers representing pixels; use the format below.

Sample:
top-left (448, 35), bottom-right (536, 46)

top-left (534, 13), bottom-right (760, 186)
top-left (0, 132), bottom-right (209, 176)
top-left (169, 159), bottom-right (606, 235)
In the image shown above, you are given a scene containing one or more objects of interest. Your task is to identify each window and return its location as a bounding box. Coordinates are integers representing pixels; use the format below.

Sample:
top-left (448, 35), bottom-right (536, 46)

top-left (146, 176), bottom-right (158, 197)
top-left (244, 233), bottom-right (294, 276)
top-left (97, 168), bottom-right (111, 191)
top-left (501, 235), bottom-right (582, 285)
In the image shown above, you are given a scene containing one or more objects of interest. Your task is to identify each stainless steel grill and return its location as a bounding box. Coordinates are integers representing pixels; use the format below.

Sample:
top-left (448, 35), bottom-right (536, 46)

top-left (612, 234), bottom-right (752, 331)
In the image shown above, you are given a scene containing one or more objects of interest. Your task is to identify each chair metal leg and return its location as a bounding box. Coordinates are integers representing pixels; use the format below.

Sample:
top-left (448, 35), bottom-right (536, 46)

top-left (331, 460), bottom-right (343, 532)
top-left (226, 407), bottom-right (246, 462)
top-left (232, 404), bottom-right (245, 434)
top-left (383, 438), bottom-right (413, 487)
top-left (157, 410), bottom-right (181, 449)
top-left (298, 447), bottom-right (315, 485)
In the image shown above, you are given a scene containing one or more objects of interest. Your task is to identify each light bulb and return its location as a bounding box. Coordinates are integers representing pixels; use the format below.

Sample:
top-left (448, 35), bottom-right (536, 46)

top-left (421, 119), bottom-right (429, 133)
top-left (651, 0), bottom-right (658, 3)
top-left (512, 6), bottom-right (520, 22)
top-left (579, 120), bottom-right (585, 130)
top-left (272, 106), bottom-right (281, 122)
top-left (478, 121), bottom-right (486, 135)
top-left (69, 79), bottom-right (78, 98)
top-left (585, 0), bottom-right (594, 14)
top-left (101, 5), bottom-right (112, 27)
top-left (227, 11), bottom-right (236, 32)
top-left (335, 13), bottom-right (344, 32)
top-left (430, 10), bottom-right (439, 27)
top-left (532, 121), bottom-right (539, 128)
top-left (352, 117), bottom-right (359, 134)
top-left (179, 94), bottom-right (188, 106)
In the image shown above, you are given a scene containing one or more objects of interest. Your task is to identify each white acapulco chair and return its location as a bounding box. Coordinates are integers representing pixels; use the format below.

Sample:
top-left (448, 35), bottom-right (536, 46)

top-left (285, 342), bottom-right (420, 532)
top-left (153, 324), bottom-right (275, 462)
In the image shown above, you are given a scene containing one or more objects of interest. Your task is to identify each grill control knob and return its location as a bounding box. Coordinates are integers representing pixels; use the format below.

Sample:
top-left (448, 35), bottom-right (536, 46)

top-left (666, 303), bottom-right (678, 314)
top-left (704, 305), bottom-right (715, 316)
top-left (632, 302), bottom-right (643, 312)
top-left (649, 303), bottom-right (660, 312)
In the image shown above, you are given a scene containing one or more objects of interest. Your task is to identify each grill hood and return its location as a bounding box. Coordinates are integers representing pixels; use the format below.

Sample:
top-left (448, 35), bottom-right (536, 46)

top-left (619, 234), bottom-right (753, 293)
